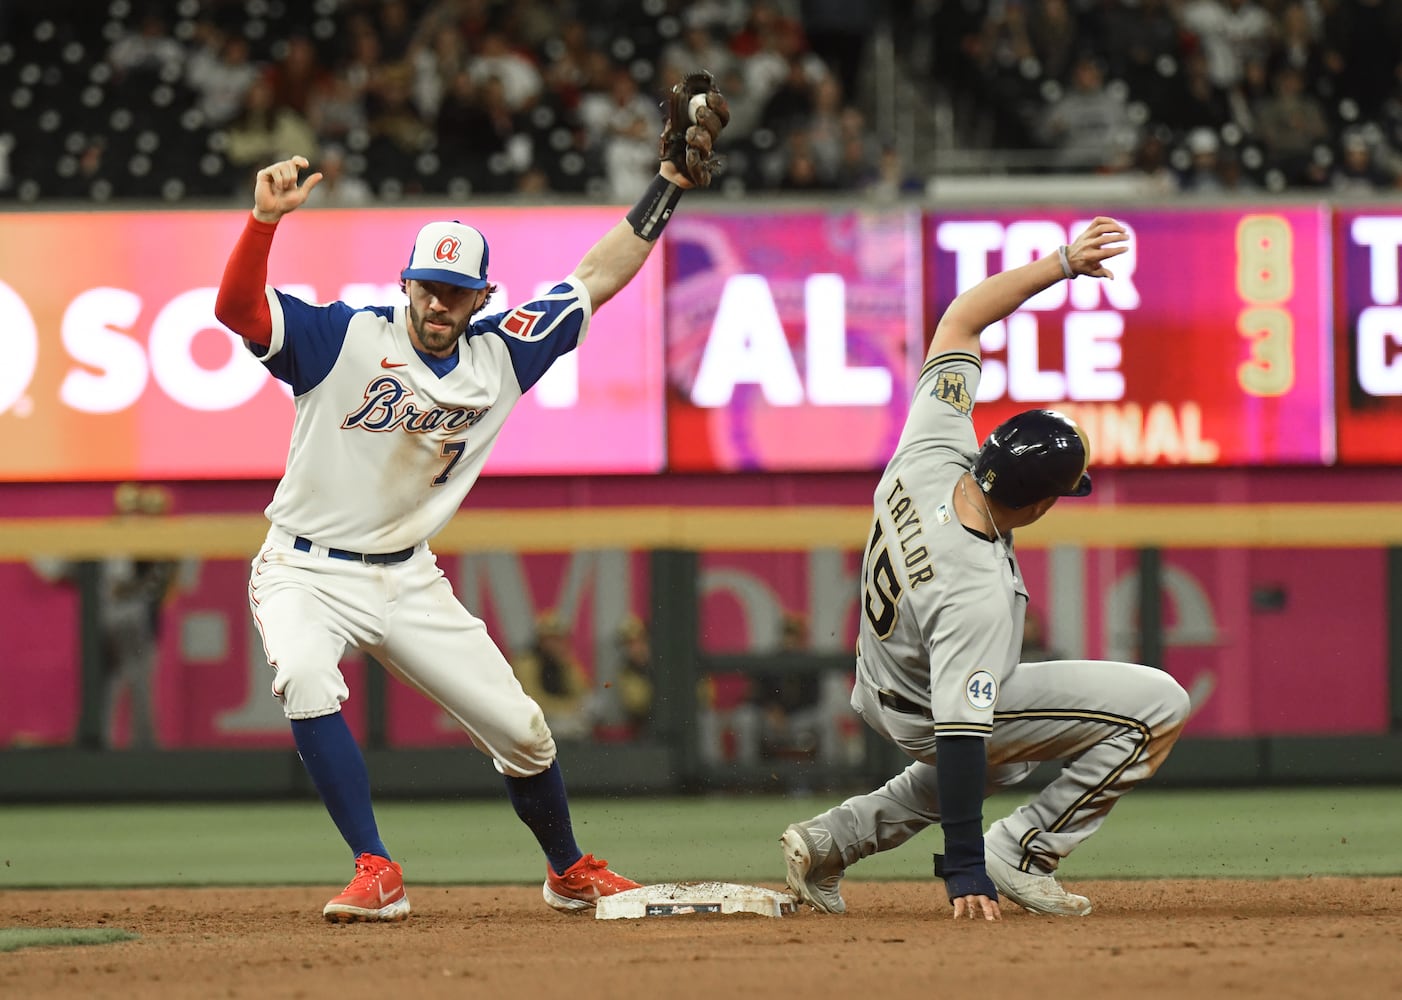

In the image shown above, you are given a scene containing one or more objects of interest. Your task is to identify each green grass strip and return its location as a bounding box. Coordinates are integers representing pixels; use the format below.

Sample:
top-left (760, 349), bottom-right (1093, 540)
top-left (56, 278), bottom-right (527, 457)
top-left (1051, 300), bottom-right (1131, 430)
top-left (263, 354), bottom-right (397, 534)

top-left (0, 928), bottom-right (139, 953)
top-left (1, 787), bottom-right (1399, 888)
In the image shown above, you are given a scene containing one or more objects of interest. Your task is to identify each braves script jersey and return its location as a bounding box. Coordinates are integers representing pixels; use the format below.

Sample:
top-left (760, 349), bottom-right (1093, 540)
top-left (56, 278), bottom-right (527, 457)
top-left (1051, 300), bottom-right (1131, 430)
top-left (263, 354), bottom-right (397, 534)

top-left (855, 350), bottom-right (1028, 738)
top-left (249, 277), bottom-right (591, 552)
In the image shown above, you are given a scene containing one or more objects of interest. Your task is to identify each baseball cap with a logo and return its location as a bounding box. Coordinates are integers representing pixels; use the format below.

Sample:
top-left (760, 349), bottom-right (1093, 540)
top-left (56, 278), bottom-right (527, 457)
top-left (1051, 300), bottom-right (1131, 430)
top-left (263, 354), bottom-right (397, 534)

top-left (401, 220), bottom-right (490, 289)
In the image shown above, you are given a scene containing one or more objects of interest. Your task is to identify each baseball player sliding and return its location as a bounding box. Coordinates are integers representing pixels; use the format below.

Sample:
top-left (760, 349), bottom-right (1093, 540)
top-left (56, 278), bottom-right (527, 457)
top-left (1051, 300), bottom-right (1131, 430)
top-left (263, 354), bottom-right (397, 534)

top-left (214, 74), bottom-right (728, 922)
top-left (782, 219), bottom-right (1191, 921)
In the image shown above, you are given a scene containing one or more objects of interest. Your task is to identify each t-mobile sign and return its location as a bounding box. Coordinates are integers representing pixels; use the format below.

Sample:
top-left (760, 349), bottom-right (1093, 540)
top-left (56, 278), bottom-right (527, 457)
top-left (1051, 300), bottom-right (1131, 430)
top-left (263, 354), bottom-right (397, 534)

top-left (0, 207), bottom-right (665, 480)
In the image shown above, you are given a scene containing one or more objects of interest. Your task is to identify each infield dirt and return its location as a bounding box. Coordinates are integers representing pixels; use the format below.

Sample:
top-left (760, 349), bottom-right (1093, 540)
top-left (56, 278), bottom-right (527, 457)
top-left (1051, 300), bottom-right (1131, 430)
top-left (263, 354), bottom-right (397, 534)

top-left (3, 878), bottom-right (1399, 1000)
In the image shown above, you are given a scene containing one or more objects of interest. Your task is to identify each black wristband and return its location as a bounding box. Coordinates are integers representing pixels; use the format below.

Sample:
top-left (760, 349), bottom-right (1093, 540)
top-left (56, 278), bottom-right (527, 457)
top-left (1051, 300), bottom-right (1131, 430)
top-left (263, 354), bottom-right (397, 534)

top-left (626, 174), bottom-right (685, 241)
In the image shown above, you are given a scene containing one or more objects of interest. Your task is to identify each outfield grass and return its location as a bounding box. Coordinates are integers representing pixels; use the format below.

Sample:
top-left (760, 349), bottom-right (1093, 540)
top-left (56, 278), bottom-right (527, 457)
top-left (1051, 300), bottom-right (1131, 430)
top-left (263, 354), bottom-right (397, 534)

top-left (1, 787), bottom-right (1398, 889)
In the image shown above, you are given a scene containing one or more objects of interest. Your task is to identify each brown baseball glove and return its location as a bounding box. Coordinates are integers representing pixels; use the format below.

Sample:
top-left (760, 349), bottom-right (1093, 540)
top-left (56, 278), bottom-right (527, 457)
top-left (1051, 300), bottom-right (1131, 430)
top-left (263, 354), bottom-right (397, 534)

top-left (659, 70), bottom-right (730, 188)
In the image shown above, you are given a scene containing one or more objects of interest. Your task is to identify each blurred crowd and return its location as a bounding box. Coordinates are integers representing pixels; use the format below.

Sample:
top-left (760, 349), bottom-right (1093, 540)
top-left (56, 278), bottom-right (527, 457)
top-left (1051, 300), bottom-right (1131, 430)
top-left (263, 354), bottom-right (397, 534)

top-left (0, 0), bottom-right (906, 204)
top-left (930, 0), bottom-right (1402, 193)
top-left (2, 0), bottom-right (1399, 205)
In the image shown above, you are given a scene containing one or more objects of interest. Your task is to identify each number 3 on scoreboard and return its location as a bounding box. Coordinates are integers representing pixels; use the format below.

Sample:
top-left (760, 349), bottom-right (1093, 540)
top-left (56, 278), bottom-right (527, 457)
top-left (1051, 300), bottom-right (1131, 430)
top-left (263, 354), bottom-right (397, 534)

top-left (1236, 215), bottom-right (1294, 397)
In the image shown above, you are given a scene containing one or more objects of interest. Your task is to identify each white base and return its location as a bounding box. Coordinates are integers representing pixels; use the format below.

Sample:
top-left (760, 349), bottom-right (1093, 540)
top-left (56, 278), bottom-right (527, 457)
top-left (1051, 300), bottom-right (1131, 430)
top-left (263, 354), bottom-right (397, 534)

top-left (595, 882), bottom-right (799, 920)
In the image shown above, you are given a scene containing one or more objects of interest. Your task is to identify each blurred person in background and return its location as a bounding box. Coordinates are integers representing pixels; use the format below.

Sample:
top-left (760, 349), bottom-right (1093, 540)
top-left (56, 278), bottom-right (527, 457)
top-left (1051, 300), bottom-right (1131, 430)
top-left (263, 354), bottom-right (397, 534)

top-left (1131, 127), bottom-right (1180, 195)
top-left (761, 53), bottom-right (821, 137)
top-left (1252, 65), bottom-right (1332, 186)
top-left (1039, 54), bottom-right (1139, 172)
top-left (33, 484), bottom-right (186, 750)
top-left (698, 671), bottom-right (763, 767)
top-left (224, 76), bottom-right (320, 187)
top-left (468, 31), bottom-right (544, 114)
top-left (1158, 49), bottom-right (1234, 135)
top-left (1211, 146), bottom-right (1260, 192)
top-left (305, 73), bottom-right (370, 151)
top-left (307, 144), bottom-right (374, 207)
top-left (834, 106), bottom-right (880, 188)
top-left (185, 26), bottom-right (261, 127)
top-left (1377, 72), bottom-right (1402, 162)
top-left (735, 1), bottom-right (810, 112)
top-left (1330, 129), bottom-right (1400, 192)
top-left (374, 0), bottom-right (418, 64)
top-left (263, 34), bottom-right (332, 119)
top-left (512, 611), bottom-right (599, 742)
top-left (1229, 56), bottom-right (1272, 134)
top-left (862, 143), bottom-right (926, 201)
top-left (579, 67), bottom-right (663, 201)
top-left (754, 612), bottom-right (822, 761)
top-left (804, 74), bottom-right (848, 180)
top-left (1273, 0), bottom-right (1325, 81)
top-left (331, 16), bottom-right (383, 113)
top-left (540, 18), bottom-right (596, 109)
top-left (1177, 125), bottom-right (1228, 192)
top-left (1025, 0), bottom-right (1081, 86)
top-left (661, 10), bottom-right (737, 86)
top-left (444, 72), bottom-right (533, 192)
top-left (777, 130), bottom-right (835, 191)
top-left (614, 615), bottom-right (655, 740)
top-left (408, 28), bottom-right (471, 122)
top-left (106, 7), bottom-right (184, 82)
top-left (967, 0), bottom-right (1040, 149)
top-left (1177, 0), bottom-right (1274, 92)
top-left (363, 62), bottom-right (436, 178)
top-left (710, 65), bottom-right (763, 145)
top-left (1101, 0), bottom-right (1184, 116)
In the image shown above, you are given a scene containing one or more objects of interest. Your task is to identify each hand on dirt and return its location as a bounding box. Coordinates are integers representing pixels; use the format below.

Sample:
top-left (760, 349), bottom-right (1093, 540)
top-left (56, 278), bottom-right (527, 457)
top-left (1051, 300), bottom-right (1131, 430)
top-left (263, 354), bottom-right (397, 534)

top-left (952, 894), bottom-right (1002, 921)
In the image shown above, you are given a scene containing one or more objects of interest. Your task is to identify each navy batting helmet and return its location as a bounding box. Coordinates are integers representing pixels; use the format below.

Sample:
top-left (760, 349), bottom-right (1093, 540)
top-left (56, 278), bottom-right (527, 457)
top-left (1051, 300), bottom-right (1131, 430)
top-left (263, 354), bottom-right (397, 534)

top-left (972, 409), bottom-right (1092, 509)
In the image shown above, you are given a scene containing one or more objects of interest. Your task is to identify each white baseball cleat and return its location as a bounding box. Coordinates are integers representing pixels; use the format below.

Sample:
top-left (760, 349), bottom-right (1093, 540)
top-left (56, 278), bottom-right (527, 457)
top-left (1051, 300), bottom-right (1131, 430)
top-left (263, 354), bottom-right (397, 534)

top-left (780, 822), bottom-right (847, 914)
top-left (985, 851), bottom-right (1092, 916)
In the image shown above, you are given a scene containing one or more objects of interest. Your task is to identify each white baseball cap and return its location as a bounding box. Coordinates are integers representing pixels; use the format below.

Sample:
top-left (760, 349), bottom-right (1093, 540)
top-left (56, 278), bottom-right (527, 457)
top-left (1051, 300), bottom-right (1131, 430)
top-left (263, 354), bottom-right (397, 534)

top-left (401, 220), bottom-right (490, 289)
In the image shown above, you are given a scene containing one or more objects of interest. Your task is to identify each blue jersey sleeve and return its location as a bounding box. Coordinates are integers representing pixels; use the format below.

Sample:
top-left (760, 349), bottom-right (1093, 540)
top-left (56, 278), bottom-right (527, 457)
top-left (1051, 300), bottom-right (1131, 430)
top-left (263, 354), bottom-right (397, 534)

top-left (250, 293), bottom-right (393, 395)
top-left (471, 280), bottom-right (589, 392)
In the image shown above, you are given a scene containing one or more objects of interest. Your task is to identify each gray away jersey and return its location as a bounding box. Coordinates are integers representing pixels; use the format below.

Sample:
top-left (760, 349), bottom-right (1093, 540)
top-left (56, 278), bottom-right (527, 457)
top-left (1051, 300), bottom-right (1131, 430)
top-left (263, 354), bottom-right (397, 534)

top-left (855, 350), bottom-right (1029, 738)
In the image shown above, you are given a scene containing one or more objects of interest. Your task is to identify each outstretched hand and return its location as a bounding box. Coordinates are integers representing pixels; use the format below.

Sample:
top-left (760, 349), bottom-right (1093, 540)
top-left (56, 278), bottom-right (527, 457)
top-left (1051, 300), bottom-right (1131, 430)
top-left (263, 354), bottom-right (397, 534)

top-left (252, 155), bottom-right (323, 223)
top-left (951, 893), bottom-right (1002, 922)
top-left (1066, 216), bottom-right (1129, 279)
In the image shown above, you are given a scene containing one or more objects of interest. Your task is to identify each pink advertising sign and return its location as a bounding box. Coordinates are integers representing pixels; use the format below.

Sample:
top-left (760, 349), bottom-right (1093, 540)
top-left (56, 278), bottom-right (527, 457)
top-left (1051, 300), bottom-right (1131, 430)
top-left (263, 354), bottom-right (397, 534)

top-left (663, 211), bottom-right (924, 471)
top-left (0, 207), bottom-right (664, 480)
top-left (928, 208), bottom-right (1335, 467)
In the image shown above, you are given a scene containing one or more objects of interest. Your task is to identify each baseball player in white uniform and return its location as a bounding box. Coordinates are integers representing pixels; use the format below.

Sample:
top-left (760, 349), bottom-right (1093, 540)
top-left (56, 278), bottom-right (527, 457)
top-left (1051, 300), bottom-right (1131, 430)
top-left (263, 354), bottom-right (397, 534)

top-left (213, 92), bottom-right (721, 918)
top-left (781, 218), bottom-right (1191, 920)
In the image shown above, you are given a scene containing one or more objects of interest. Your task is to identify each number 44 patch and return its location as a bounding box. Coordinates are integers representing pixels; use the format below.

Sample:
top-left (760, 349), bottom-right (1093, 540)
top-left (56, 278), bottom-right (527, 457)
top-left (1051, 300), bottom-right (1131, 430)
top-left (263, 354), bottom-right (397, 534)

top-left (965, 670), bottom-right (997, 710)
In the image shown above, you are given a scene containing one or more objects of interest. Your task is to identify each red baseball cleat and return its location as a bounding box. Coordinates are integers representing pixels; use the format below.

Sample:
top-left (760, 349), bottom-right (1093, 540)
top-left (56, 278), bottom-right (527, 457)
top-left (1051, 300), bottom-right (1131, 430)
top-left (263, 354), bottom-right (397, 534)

top-left (323, 853), bottom-right (411, 923)
top-left (543, 854), bottom-right (642, 912)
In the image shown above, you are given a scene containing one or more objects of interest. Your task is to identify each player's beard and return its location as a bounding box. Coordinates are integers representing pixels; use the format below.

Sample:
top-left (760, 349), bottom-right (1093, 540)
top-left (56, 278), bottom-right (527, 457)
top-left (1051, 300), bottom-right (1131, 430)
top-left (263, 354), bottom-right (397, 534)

top-left (409, 303), bottom-right (470, 356)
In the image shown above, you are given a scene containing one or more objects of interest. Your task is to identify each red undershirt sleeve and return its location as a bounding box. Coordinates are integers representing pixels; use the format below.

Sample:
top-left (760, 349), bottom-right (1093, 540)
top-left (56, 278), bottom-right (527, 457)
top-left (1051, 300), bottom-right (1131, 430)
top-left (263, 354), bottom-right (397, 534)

top-left (214, 213), bottom-right (278, 347)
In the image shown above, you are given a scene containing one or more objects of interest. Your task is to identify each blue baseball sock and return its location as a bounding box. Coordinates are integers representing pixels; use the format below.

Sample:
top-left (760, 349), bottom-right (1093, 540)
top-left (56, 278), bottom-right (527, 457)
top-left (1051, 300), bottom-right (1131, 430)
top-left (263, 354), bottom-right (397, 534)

top-left (291, 714), bottom-right (390, 861)
top-left (504, 760), bottom-right (582, 875)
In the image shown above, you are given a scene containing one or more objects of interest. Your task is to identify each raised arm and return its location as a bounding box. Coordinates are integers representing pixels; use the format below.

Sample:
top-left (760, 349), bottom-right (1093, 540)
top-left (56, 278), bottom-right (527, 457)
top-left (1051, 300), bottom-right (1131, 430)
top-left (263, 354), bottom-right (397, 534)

top-left (572, 162), bottom-right (691, 312)
top-left (926, 217), bottom-right (1128, 362)
top-left (214, 155), bottom-right (323, 346)
top-left (573, 71), bottom-right (729, 313)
